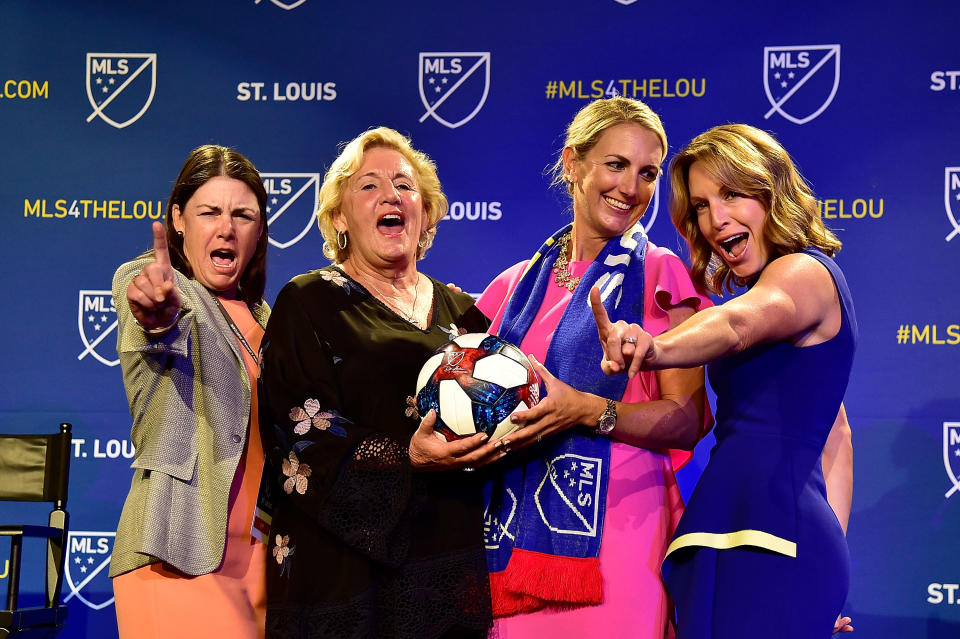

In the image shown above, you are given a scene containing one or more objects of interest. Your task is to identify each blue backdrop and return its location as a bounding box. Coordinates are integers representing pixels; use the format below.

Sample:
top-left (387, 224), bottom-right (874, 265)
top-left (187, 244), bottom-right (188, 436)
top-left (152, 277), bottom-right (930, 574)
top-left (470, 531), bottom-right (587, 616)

top-left (2, 1), bottom-right (959, 636)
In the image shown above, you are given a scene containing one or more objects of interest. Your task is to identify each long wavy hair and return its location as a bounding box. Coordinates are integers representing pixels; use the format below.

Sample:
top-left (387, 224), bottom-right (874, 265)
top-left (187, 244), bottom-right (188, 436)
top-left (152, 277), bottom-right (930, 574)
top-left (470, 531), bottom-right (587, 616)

top-left (669, 124), bottom-right (841, 294)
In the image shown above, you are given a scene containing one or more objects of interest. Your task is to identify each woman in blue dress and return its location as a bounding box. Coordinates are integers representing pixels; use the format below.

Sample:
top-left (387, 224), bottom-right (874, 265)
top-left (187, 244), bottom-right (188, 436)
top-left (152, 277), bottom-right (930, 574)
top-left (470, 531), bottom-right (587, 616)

top-left (590, 124), bottom-right (855, 637)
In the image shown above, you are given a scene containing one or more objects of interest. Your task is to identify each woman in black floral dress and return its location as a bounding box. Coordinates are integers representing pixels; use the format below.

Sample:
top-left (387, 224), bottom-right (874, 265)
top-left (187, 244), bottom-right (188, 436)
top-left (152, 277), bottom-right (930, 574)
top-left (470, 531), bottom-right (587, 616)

top-left (258, 127), bottom-right (502, 638)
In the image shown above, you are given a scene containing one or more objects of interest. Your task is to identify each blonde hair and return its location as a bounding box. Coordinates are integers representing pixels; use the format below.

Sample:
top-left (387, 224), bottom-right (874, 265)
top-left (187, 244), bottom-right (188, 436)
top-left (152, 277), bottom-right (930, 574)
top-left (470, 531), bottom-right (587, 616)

top-left (550, 96), bottom-right (668, 195)
top-left (669, 123), bottom-right (841, 294)
top-left (316, 127), bottom-right (448, 262)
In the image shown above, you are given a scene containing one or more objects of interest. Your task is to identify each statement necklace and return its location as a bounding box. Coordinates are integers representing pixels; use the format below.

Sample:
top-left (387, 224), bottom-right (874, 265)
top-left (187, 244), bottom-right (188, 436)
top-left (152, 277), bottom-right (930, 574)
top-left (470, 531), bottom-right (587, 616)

top-left (552, 231), bottom-right (581, 292)
top-left (361, 272), bottom-right (424, 328)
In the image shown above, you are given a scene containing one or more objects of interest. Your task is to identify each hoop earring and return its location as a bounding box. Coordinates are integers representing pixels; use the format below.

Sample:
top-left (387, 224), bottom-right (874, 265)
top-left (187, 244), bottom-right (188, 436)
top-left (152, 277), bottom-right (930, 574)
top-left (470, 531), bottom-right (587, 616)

top-left (417, 232), bottom-right (428, 248)
top-left (337, 230), bottom-right (348, 250)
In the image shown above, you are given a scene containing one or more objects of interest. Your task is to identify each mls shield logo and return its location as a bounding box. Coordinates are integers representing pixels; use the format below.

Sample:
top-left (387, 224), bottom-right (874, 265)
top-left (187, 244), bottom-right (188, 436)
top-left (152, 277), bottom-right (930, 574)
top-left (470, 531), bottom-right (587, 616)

top-left (535, 454), bottom-right (602, 536)
top-left (763, 45), bottom-right (840, 125)
top-left (643, 179), bottom-right (660, 233)
top-left (944, 167), bottom-right (960, 242)
top-left (255, 0), bottom-right (308, 8)
top-left (64, 531), bottom-right (115, 610)
top-left (86, 53), bottom-right (157, 129)
top-left (944, 423), bottom-right (960, 498)
top-left (261, 173), bottom-right (320, 249)
top-left (483, 487), bottom-right (517, 550)
top-left (441, 351), bottom-right (468, 374)
top-left (419, 52), bottom-right (491, 129)
top-left (78, 290), bottom-right (119, 367)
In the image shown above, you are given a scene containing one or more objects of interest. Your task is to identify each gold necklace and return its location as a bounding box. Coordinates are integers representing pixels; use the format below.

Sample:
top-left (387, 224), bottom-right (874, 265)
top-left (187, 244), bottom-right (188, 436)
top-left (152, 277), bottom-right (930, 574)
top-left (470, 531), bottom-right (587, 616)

top-left (360, 272), bottom-right (424, 328)
top-left (552, 231), bottom-right (581, 292)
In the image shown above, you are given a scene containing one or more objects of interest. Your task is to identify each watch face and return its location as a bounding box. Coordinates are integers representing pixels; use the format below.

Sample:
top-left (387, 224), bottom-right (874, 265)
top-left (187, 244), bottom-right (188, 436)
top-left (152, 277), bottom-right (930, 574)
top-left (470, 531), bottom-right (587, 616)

top-left (597, 399), bottom-right (616, 434)
top-left (598, 415), bottom-right (615, 434)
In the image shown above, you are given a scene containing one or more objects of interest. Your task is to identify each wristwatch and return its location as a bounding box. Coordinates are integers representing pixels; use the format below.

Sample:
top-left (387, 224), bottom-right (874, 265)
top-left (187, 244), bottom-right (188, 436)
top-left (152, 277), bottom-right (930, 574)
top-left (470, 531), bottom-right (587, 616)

top-left (596, 398), bottom-right (617, 436)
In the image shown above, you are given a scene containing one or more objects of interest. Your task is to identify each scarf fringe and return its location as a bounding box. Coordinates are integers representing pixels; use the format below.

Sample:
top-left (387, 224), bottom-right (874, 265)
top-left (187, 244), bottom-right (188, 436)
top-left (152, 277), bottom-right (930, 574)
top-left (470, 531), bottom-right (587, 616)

top-left (491, 549), bottom-right (602, 617)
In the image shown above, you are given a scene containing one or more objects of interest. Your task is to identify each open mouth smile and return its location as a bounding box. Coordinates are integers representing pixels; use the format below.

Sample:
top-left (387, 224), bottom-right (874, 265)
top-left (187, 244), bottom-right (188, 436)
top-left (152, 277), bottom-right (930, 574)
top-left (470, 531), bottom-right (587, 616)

top-left (718, 233), bottom-right (749, 259)
top-left (377, 211), bottom-right (406, 236)
top-left (603, 196), bottom-right (631, 211)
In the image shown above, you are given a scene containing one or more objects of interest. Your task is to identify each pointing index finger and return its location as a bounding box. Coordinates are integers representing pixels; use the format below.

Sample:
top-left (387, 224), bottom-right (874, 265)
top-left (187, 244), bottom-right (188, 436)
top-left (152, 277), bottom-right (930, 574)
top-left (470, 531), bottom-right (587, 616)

top-left (589, 286), bottom-right (612, 332)
top-left (152, 221), bottom-right (171, 268)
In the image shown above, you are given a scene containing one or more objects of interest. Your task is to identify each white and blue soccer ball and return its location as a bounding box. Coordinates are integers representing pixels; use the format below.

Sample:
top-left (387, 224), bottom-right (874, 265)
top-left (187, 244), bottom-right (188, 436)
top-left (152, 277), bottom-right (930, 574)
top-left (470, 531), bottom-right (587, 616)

top-left (415, 333), bottom-right (540, 441)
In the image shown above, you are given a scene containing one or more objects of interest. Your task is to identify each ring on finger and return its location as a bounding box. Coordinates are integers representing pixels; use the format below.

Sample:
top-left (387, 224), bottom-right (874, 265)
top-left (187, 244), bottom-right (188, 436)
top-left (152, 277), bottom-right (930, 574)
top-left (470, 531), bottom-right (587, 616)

top-left (462, 466), bottom-right (475, 472)
top-left (536, 433), bottom-right (542, 443)
top-left (622, 336), bottom-right (638, 344)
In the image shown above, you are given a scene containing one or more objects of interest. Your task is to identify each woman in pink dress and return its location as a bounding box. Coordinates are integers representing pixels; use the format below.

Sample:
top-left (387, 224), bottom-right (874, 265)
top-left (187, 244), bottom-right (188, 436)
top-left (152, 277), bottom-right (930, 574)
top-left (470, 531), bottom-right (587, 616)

top-left (477, 97), bottom-right (712, 638)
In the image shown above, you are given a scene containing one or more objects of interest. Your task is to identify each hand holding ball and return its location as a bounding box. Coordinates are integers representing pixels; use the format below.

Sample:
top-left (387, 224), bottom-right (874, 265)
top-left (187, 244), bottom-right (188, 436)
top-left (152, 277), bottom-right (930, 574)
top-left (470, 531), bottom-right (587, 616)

top-left (415, 334), bottom-right (540, 442)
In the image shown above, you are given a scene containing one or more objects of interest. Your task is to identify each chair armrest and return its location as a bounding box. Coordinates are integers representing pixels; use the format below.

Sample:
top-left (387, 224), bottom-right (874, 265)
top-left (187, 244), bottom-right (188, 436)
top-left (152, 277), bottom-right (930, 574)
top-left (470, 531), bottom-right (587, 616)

top-left (0, 525), bottom-right (63, 539)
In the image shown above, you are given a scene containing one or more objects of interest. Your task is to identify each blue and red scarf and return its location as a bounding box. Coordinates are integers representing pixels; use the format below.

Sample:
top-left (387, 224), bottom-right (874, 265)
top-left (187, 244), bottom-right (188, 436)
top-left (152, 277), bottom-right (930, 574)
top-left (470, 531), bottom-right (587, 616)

top-left (485, 221), bottom-right (648, 616)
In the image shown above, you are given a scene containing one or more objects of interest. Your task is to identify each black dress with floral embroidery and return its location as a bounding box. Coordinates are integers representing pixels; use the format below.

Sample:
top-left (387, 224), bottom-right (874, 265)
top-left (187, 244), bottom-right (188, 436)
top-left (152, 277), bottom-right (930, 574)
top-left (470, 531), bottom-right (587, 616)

top-left (259, 266), bottom-right (492, 639)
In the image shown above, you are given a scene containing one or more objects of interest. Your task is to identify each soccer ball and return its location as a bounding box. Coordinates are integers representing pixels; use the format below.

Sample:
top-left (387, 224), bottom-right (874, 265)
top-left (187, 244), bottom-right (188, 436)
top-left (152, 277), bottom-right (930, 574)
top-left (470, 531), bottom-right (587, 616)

top-left (415, 333), bottom-right (540, 441)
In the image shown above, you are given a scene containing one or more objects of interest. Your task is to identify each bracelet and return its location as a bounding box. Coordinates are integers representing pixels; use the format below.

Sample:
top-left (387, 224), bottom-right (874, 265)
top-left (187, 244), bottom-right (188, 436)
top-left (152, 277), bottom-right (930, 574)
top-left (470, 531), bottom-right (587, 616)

top-left (133, 311), bottom-right (180, 336)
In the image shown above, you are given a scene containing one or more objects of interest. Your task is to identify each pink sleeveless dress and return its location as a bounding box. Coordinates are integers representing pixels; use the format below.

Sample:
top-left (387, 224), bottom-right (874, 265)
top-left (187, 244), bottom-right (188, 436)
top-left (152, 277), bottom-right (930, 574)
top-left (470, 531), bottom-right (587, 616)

top-left (477, 243), bottom-right (711, 639)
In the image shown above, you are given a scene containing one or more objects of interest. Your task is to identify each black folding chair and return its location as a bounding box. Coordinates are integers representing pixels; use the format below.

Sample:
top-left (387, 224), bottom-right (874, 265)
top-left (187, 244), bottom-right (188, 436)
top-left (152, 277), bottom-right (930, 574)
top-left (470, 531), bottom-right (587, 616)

top-left (0, 423), bottom-right (72, 638)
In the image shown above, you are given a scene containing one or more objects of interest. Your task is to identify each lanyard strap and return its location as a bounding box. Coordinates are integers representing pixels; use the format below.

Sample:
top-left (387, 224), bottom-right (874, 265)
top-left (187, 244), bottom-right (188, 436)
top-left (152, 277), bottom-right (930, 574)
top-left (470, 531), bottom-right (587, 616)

top-left (214, 298), bottom-right (259, 366)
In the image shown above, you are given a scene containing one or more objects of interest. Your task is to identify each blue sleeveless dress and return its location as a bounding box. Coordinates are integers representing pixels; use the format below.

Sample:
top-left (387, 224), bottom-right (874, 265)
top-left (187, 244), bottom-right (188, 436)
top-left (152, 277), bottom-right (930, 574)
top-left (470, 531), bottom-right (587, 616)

top-left (661, 248), bottom-right (857, 638)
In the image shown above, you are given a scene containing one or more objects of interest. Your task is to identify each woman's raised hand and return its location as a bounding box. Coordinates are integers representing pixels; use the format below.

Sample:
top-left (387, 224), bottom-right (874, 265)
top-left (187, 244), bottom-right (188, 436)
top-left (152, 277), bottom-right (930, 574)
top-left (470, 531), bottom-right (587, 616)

top-left (126, 222), bottom-right (182, 331)
top-left (589, 286), bottom-right (655, 378)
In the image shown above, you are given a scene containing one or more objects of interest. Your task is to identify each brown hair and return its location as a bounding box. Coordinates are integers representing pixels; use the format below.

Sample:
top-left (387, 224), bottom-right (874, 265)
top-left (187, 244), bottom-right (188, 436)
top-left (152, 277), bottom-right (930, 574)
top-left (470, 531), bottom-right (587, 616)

top-left (669, 124), bottom-right (841, 294)
top-left (147, 145), bottom-right (268, 306)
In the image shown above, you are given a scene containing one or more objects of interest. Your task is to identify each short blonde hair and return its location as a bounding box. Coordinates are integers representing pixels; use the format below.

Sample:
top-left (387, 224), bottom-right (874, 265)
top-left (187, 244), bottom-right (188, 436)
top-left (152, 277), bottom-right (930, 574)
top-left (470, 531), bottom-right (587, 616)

top-left (316, 127), bottom-right (448, 262)
top-left (550, 97), bottom-right (668, 195)
top-left (670, 124), bottom-right (842, 294)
